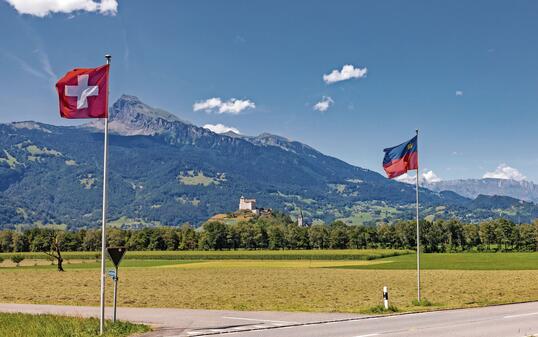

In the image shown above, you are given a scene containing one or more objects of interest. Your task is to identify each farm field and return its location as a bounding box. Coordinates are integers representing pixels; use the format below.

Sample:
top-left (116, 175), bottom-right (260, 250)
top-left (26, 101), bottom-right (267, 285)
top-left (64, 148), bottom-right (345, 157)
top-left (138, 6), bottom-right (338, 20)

top-left (335, 252), bottom-right (538, 270)
top-left (0, 248), bottom-right (411, 261)
top-left (2, 250), bottom-right (538, 313)
top-left (0, 313), bottom-right (149, 337)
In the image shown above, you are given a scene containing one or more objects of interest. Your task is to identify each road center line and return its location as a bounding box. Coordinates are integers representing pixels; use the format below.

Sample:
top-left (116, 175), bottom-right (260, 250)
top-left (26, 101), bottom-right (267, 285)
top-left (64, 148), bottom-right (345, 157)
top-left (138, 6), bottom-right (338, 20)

top-left (504, 312), bottom-right (538, 319)
top-left (222, 316), bottom-right (299, 324)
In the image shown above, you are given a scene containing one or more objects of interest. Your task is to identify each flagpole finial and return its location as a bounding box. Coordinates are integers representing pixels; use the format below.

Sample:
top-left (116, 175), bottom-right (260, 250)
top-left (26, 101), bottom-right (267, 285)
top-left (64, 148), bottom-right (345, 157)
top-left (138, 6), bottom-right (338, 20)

top-left (416, 129), bottom-right (419, 135)
top-left (105, 54), bottom-right (111, 64)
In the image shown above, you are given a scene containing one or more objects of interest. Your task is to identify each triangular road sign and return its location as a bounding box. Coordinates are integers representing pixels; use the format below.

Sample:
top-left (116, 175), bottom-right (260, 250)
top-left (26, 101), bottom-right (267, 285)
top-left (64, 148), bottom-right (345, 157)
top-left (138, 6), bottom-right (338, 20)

top-left (107, 247), bottom-right (127, 268)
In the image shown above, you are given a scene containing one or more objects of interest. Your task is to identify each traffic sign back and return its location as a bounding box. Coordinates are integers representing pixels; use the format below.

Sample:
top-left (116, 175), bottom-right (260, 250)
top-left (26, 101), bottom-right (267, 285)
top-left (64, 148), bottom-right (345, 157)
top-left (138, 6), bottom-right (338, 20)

top-left (107, 247), bottom-right (127, 268)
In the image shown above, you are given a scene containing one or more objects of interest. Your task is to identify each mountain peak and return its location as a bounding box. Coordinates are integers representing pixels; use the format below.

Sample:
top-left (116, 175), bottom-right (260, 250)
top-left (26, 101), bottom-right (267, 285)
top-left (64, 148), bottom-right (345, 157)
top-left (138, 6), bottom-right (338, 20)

top-left (83, 94), bottom-right (191, 136)
top-left (118, 94), bottom-right (142, 102)
top-left (110, 94), bottom-right (185, 124)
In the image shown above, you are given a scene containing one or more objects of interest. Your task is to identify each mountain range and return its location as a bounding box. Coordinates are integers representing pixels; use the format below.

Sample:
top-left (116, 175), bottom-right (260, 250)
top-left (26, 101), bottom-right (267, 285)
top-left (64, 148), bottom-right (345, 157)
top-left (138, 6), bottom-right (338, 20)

top-left (1, 94), bottom-right (537, 230)
top-left (424, 178), bottom-right (538, 204)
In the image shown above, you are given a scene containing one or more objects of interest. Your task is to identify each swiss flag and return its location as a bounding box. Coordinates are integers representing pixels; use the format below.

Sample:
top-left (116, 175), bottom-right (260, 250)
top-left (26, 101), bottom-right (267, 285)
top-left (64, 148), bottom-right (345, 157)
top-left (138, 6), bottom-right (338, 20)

top-left (55, 64), bottom-right (109, 119)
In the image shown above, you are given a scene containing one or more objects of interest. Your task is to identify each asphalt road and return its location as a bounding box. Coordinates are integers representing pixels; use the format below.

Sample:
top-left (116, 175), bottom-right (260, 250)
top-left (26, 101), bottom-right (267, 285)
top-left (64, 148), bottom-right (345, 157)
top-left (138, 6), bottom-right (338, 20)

top-left (1, 302), bottom-right (538, 337)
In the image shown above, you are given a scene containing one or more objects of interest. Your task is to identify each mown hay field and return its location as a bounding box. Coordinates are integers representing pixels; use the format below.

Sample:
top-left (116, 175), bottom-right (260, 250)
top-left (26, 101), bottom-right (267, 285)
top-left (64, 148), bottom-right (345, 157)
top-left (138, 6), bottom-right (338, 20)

top-left (2, 252), bottom-right (538, 313)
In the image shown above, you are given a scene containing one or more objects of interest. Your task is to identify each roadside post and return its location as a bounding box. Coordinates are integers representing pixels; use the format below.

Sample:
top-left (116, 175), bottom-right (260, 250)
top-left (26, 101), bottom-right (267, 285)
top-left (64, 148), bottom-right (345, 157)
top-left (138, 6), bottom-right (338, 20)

top-left (383, 286), bottom-right (389, 310)
top-left (106, 247), bottom-right (127, 323)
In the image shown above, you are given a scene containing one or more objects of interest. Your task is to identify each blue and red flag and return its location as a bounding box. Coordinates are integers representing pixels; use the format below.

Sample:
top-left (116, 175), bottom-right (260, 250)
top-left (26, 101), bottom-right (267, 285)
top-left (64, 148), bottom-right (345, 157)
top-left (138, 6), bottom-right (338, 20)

top-left (383, 136), bottom-right (418, 179)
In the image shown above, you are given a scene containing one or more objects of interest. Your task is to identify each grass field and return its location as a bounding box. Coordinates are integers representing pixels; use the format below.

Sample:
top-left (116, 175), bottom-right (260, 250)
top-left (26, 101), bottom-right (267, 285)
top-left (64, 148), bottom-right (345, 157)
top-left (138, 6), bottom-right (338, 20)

top-left (0, 313), bottom-right (149, 337)
top-left (334, 252), bottom-right (538, 270)
top-left (0, 249), bottom-right (411, 261)
top-left (2, 251), bottom-right (538, 314)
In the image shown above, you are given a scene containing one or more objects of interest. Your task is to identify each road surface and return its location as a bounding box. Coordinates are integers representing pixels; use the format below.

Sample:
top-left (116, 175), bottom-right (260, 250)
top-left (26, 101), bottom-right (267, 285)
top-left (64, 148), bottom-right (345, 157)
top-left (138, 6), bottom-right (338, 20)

top-left (1, 302), bottom-right (538, 337)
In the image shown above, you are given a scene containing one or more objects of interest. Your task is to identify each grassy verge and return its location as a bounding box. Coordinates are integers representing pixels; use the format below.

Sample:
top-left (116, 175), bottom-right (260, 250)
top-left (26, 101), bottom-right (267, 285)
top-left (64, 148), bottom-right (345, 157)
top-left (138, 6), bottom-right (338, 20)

top-left (0, 313), bottom-right (149, 337)
top-left (0, 249), bottom-right (412, 261)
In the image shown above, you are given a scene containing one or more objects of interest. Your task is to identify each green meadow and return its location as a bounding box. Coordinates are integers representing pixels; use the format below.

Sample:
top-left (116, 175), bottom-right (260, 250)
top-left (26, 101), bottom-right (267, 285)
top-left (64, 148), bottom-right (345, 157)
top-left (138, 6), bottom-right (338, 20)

top-left (335, 252), bottom-right (538, 270)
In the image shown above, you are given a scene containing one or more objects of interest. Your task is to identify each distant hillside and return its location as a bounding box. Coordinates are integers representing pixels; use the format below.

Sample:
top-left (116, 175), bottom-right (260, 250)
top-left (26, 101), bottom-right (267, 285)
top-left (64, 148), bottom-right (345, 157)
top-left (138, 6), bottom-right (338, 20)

top-left (1, 95), bottom-right (538, 230)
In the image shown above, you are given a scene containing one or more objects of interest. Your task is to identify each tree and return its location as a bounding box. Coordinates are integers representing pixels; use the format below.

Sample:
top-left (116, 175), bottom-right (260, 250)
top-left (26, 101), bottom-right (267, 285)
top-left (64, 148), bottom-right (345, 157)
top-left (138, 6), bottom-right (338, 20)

top-left (494, 219), bottom-right (516, 251)
top-left (127, 229), bottom-right (150, 250)
top-left (517, 224), bottom-right (536, 251)
top-left (267, 224), bottom-right (286, 250)
top-left (108, 228), bottom-right (129, 247)
top-left (82, 230), bottom-right (101, 251)
top-left (479, 221), bottom-right (496, 251)
top-left (376, 223), bottom-right (395, 248)
top-left (462, 224), bottom-right (480, 251)
top-left (11, 254), bottom-right (24, 267)
top-left (443, 220), bottom-right (464, 252)
top-left (308, 224), bottom-right (329, 249)
top-left (329, 221), bottom-right (349, 249)
top-left (202, 222), bottom-right (228, 250)
top-left (178, 224), bottom-right (197, 250)
top-left (11, 232), bottom-right (29, 252)
top-left (43, 231), bottom-right (66, 272)
top-left (286, 225), bottom-right (309, 249)
top-left (421, 220), bottom-right (446, 253)
top-left (348, 225), bottom-right (368, 249)
top-left (0, 231), bottom-right (13, 252)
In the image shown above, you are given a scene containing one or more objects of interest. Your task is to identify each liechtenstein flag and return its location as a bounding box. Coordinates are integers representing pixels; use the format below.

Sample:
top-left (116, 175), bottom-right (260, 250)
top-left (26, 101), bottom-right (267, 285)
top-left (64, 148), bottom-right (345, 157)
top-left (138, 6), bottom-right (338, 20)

top-left (383, 136), bottom-right (418, 179)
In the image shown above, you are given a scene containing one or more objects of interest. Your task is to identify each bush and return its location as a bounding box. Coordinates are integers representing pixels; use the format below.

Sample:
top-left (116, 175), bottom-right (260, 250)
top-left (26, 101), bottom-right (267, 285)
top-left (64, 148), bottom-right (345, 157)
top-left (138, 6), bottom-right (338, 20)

top-left (366, 304), bottom-right (399, 314)
top-left (10, 255), bottom-right (25, 267)
top-left (412, 298), bottom-right (433, 306)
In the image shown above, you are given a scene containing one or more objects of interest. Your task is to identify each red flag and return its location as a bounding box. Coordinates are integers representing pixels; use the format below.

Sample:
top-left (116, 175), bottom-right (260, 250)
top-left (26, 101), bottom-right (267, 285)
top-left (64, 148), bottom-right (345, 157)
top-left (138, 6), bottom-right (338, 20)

top-left (55, 64), bottom-right (109, 119)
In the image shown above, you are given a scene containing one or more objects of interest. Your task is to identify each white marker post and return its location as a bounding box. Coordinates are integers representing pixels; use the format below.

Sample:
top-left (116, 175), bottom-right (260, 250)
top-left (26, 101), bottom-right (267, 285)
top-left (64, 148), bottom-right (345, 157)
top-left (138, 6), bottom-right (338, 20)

top-left (383, 286), bottom-right (389, 310)
top-left (99, 54), bottom-right (111, 335)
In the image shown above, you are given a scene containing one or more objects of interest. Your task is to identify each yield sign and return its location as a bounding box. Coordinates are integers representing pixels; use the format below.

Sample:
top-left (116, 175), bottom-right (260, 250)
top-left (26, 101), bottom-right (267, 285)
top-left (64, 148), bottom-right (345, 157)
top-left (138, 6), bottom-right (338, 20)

top-left (107, 247), bottom-right (127, 268)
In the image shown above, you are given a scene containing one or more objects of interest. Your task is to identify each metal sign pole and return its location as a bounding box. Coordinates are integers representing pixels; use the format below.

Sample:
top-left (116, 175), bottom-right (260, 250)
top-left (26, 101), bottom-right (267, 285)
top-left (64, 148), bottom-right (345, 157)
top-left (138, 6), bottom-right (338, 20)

top-left (113, 266), bottom-right (118, 323)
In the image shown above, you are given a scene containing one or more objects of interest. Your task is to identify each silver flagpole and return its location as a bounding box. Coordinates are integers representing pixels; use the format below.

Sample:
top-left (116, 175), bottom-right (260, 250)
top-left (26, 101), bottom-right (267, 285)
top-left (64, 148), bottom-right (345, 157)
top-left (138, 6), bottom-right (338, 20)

top-left (415, 129), bottom-right (421, 303)
top-left (99, 54), bottom-right (111, 335)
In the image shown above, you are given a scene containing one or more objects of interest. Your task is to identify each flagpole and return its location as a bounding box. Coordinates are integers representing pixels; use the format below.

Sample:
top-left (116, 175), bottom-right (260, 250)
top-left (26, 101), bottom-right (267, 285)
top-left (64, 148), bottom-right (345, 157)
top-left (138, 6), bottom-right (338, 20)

top-left (416, 128), bottom-right (421, 303)
top-left (99, 54), bottom-right (111, 335)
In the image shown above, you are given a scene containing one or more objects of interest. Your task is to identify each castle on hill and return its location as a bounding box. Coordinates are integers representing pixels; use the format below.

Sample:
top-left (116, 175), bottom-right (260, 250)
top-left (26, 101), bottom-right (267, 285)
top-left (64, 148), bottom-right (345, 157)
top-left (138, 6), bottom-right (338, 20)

top-left (238, 196), bottom-right (273, 216)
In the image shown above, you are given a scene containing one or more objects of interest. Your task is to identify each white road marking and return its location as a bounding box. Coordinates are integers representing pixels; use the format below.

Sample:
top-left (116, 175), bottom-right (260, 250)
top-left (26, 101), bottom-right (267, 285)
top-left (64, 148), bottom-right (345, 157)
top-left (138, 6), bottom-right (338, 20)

top-left (222, 316), bottom-right (299, 324)
top-left (504, 312), bottom-right (538, 319)
top-left (353, 334), bottom-right (380, 337)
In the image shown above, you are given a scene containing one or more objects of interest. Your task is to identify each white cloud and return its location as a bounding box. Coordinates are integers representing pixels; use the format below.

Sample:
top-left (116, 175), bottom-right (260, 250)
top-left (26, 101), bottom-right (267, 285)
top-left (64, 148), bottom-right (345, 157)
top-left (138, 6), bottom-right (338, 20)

top-left (5, 0), bottom-right (118, 17)
top-left (193, 97), bottom-right (255, 115)
top-left (323, 64), bottom-right (367, 84)
top-left (483, 164), bottom-right (527, 181)
top-left (193, 98), bottom-right (222, 112)
top-left (396, 170), bottom-right (442, 185)
top-left (203, 124), bottom-right (241, 135)
top-left (313, 96), bottom-right (334, 112)
top-left (423, 170), bottom-right (441, 183)
top-left (455, 90), bottom-right (464, 96)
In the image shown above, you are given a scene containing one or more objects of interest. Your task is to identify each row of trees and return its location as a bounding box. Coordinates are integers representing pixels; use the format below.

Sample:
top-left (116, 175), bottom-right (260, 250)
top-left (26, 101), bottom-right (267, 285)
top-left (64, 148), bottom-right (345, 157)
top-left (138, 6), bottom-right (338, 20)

top-left (1, 217), bottom-right (538, 253)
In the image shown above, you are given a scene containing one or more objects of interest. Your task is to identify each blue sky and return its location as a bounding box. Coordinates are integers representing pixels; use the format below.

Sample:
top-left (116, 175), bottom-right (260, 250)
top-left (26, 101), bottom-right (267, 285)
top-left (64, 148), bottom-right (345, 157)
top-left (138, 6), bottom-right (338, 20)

top-left (1, 0), bottom-right (538, 182)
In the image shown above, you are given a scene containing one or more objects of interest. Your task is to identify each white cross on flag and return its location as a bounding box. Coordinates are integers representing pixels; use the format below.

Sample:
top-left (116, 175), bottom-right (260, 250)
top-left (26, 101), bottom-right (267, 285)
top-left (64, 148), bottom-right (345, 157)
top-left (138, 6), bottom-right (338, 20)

top-left (55, 64), bottom-right (109, 119)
